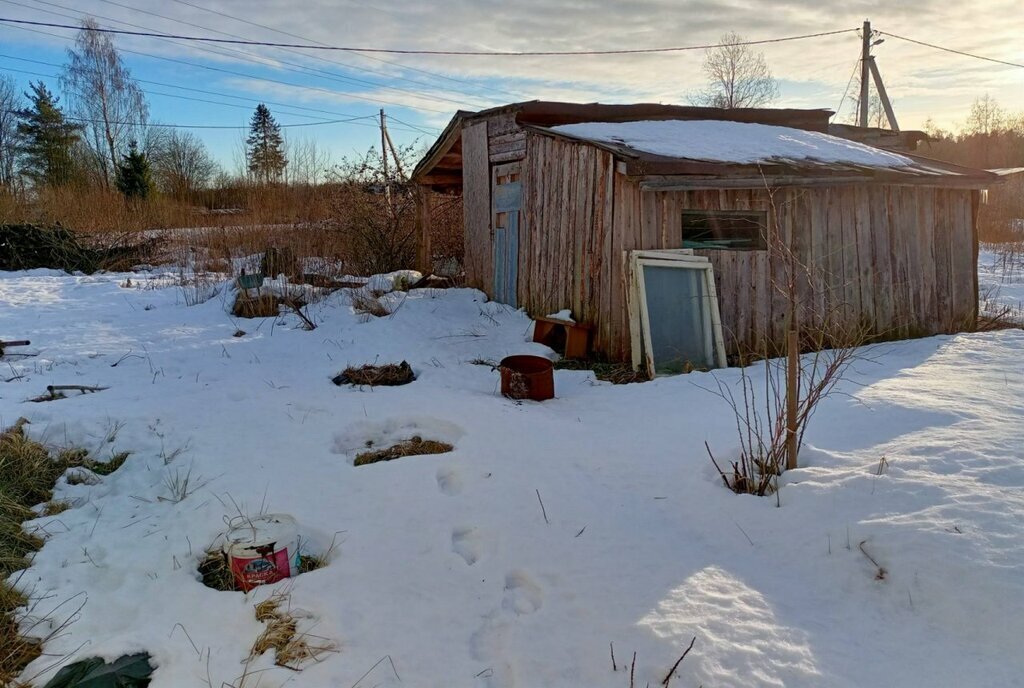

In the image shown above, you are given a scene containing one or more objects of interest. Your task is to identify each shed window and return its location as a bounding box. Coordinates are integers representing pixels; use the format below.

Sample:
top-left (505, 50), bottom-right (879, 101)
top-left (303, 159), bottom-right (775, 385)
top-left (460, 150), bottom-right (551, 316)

top-left (681, 210), bottom-right (767, 250)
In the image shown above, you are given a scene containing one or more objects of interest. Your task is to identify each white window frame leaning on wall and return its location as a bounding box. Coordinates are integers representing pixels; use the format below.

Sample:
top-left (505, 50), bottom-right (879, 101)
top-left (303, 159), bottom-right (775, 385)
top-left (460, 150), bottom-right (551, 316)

top-left (627, 249), bottom-right (727, 376)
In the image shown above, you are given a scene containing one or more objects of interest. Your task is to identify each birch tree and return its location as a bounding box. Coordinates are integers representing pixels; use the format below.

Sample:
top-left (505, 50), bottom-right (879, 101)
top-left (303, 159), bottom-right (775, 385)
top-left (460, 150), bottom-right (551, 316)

top-left (0, 75), bottom-right (21, 190)
top-left (691, 32), bottom-right (779, 109)
top-left (61, 18), bottom-right (148, 186)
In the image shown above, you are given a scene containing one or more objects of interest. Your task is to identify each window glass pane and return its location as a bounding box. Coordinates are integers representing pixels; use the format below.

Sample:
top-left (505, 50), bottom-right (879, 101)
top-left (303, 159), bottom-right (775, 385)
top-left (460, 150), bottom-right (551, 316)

top-left (681, 210), bottom-right (767, 250)
top-left (642, 265), bottom-right (712, 373)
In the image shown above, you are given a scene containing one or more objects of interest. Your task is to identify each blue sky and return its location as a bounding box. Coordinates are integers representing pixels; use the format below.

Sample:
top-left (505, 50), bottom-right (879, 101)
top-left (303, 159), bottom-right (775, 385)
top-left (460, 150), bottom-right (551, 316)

top-left (1, 0), bottom-right (1021, 169)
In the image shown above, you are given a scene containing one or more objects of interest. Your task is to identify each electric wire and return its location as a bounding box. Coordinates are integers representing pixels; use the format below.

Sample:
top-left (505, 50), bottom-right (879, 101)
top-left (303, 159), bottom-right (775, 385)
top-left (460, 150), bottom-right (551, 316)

top-left (880, 30), bottom-right (1024, 69)
top-left (0, 18), bottom-right (859, 56)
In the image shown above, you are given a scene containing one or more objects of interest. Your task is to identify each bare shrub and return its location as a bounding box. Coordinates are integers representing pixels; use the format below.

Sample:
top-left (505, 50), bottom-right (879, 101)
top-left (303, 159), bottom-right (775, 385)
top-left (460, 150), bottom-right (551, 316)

top-left (327, 145), bottom-right (421, 275)
top-left (705, 184), bottom-right (870, 495)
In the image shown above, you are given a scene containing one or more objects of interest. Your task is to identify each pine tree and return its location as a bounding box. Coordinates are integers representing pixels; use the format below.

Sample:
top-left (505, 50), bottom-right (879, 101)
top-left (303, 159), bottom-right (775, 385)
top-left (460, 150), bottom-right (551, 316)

top-left (15, 81), bottom-right (82, 188)
top-left (114, 140), bottom-right (153, 199)
top-left (246, 103), bottom-right (287, 183)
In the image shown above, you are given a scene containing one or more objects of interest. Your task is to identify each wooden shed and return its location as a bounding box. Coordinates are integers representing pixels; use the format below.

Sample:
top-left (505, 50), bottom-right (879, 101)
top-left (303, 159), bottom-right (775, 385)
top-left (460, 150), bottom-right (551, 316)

top-left (412, 101), bottom-right (998, 372)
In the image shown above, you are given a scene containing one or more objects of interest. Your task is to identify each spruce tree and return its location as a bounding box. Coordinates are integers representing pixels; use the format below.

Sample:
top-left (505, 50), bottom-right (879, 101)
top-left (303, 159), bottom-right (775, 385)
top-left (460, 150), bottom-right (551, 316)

top-left (15, 81), bottom-right (81, 188)
top-left (114, 140), bottom-right (154, 200)
top-left (246, 103), bottom-right (287, 183)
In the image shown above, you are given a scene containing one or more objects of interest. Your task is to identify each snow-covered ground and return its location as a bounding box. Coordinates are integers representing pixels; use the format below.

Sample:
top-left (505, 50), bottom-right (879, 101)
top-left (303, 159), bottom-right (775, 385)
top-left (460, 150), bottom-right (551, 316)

top-left (979, 246), bottom-right (1024, 323)
top-left (2, 268), bottom-right (1023, 688)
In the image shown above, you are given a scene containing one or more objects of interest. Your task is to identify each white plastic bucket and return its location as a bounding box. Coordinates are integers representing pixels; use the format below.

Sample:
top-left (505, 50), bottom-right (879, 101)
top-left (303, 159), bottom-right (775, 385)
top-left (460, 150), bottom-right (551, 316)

top-left (222, 514), bottom-right (301, 591)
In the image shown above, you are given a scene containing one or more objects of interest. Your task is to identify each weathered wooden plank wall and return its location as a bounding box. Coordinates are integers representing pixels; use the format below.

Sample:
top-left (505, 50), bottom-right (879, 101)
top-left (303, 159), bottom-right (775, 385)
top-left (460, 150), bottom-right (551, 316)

top-left (461, 121), bottom-right (491, 290)
top-left (512, 132), bottom-right (978, 362)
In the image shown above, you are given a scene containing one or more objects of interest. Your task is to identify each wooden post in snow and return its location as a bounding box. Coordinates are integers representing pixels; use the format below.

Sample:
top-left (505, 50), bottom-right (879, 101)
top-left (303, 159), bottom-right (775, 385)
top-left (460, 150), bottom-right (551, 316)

top-left (786, 328), bottom-right (799, 471)
top-left (415, 186), bottom-right (432, 274)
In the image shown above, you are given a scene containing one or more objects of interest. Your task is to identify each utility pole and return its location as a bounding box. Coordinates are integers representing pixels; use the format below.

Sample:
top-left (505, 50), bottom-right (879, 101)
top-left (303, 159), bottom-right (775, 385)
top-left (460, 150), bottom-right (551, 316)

top-left (380, 108), bottom-right (392, 211)
top-left (857, 19), bottom-right (900, 132)
top-left (859, 19), bottom-right (871, 128)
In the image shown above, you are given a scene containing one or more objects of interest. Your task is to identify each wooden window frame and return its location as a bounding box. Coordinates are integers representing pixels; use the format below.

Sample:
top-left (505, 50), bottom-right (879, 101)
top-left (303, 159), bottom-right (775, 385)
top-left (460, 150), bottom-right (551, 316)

top-left (626, 249), bottom-right (727, 376)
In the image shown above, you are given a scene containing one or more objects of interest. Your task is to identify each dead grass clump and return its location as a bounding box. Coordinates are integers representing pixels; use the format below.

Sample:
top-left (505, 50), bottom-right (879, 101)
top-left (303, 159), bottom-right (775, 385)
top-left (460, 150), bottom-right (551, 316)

top-left (198, 550), bottom-right (236, 592)
top-left (0, 419), bottom-right (123, 685)
top-left (41, 500), bottom-right (72, 517)
top-left (89, 451), bottom-right (131, 476)
top-left (349, 291), bottom-right (390, 317)
top-left (333, 361), bottom-right (414, 387)
top-left (354, 436), bottom-right (453, 467)
top-left (232, 293), bottom-right (281, 318)
top-left (250, 593), bottom-right (338, 670)
top-left (553, 358), bottom-right (650, 384)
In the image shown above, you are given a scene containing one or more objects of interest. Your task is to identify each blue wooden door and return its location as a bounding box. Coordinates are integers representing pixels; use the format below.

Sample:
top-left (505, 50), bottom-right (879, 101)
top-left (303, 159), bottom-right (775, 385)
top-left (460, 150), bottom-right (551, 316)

top-left (492, 167), bottom-right (521, 307)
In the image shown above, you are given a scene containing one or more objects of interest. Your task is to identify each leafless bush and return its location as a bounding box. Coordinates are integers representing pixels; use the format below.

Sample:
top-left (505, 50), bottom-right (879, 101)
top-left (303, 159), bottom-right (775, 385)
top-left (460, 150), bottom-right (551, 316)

top-left (705, 183), bottom-right (870, 495)
top-left (706, 324), bottom-right (868, 495)
top-left (327, 144), bottom-right (423, 275)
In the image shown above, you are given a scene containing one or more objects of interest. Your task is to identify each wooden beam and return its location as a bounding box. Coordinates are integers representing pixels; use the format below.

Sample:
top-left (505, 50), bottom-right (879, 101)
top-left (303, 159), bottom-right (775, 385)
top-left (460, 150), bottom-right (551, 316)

top-left (415, 187), bottom-right (432, 274)
top-left (638, 176), bottom-right (996, 191)
top-left (868, 58), bottom-right (900, 132)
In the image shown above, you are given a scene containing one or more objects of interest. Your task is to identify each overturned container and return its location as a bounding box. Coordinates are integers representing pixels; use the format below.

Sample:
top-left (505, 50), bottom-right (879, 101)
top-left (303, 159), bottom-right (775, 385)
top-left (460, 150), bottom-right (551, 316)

top-left (222, 513), bottom-right (301, 592)
top-left (499, 355), bottom-right (555, 401)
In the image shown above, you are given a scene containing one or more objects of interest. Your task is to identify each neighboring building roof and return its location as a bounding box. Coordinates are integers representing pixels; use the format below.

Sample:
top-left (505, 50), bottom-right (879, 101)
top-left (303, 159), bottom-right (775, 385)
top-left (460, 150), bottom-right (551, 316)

top-left (548, 120), bottom-right (915, 169)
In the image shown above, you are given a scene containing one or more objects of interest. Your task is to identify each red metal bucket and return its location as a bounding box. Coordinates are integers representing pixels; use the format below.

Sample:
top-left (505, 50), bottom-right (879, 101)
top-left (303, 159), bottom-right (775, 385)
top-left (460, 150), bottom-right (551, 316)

top-left (499, 355), bottom-right (554, 401)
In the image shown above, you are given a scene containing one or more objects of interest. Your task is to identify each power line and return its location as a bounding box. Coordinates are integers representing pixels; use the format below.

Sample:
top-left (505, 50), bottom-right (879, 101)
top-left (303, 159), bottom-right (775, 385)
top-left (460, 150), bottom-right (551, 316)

top-left (0, 18), bottom-right (454, 115)
top-left (162, 0), bottom-right (518, 103)
top-left (386, 114), bottom-right (440, 136)
top-left (0, 97), bottom-right (377, 128)
top-left (0, 54), bottom-right (437, 134)
top-left (166, 0), bottom-right (525, 101)
top-left (0, 18), bottom-right (859, 56)
top-left (3, 0), bottom-right (468, 112)
top-left (84, 0), bottom-right (488, 108)
top-left (831, 58), bottom-right (861, 122)
top-left (0, 64), bottom-right (419, 131)
top-left (879, 30), bottom-right (1024, 69)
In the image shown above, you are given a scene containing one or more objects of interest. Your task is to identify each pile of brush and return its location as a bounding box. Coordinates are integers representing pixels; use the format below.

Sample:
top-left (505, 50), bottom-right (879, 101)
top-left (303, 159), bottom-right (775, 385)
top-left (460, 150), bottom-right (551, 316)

top-left (0, 223), bottom-right (101, 273)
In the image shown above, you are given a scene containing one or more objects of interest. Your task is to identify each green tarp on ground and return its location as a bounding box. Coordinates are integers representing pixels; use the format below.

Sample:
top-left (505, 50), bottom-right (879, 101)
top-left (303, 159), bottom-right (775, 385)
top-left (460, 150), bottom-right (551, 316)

top-left (42, 653), bottom-right (153, 688)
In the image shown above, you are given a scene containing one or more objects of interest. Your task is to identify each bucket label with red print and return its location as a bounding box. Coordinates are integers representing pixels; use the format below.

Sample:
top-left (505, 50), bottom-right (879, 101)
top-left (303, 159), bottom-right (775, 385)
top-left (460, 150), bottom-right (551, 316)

top-left (230, 547), bottom-right (290, 590)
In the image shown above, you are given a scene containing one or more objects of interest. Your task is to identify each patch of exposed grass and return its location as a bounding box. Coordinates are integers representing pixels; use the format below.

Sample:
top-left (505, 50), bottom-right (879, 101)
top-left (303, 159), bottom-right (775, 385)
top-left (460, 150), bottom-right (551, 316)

top-left (88, 451), bottom-right (131, 476)
top-left (232, 292), bottom-right (281, 318)
top-left (552, 358), bottom-right (650, 384)
top-left (349, 291), bottom-right (390, 317)
top-left (198, 550), bottom-right (236, 592)
top-left (0, 420), bottom-right (129, 685)
top-left (333, 361), bottom-right (414, 387)
top-left (297, 553), bottom-right (329, 575)
top-left (354, 436), bottom-right (453, 467)
top-left (41, 500), bottom-right (72, 517)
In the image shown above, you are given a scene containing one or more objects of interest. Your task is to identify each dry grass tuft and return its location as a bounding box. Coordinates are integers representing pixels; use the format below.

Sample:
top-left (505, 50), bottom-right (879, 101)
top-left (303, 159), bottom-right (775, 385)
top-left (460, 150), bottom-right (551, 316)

top-left (354, 436), bottom-right (453, 467)
top-left (553, 358), bottom-right (650, 384)
top-left (232, 292), bottom-right (281, 318)
top-left (198, 550), bottom-right (236, 592)
top-left (0, 420), bottom-right (123, 685)
top-left (349, 291), bottom-right (391, 317)
top-left (333, 361), bottom-right (414, 387)
top-left (250, 592), bottom-right (338, 670)
top-left (41, 500), bottom-right (72, 517)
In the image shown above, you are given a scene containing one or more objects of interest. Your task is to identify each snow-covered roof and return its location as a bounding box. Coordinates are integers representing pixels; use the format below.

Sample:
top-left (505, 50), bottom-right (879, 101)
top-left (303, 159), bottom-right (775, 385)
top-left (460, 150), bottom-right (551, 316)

top-left (549, 119), bottom-right (915, 169)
